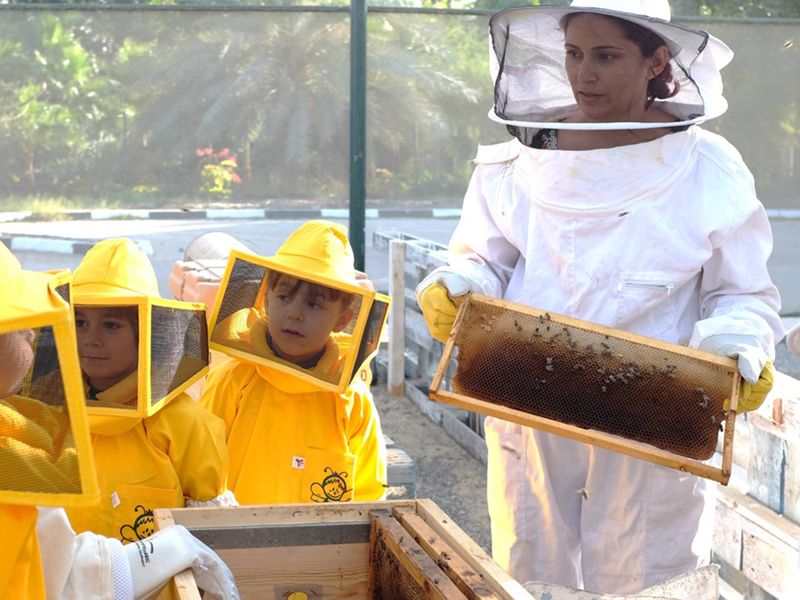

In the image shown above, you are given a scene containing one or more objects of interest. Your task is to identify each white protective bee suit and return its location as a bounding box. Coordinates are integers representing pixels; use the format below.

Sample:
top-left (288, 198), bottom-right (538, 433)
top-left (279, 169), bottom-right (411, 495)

top-left (448, 125), bottom-right (782, 593)
top-left (412, 0), bottom-right (786, 593)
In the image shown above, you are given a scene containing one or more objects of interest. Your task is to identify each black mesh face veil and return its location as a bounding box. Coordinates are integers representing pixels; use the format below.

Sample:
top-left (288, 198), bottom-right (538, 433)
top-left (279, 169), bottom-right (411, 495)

top-left (487, 6), bottom-right (730, 141)
top-left (210, 252), bottom-right (391, 393)
top-left (73, 299), bottom-right (209, 417)
top-left (2, 326), bottom-right (83, 497)
top-left (150, 305), bottom-right (209, 406)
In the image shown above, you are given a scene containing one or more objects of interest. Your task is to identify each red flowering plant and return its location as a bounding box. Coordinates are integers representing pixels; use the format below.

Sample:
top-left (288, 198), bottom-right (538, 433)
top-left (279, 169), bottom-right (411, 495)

top-left (196, 146), bottom-right (241, 195)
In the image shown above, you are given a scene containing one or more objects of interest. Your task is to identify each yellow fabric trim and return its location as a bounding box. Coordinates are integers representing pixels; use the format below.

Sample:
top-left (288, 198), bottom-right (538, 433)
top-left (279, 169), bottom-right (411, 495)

top-left (88, 372), bottom-right (142, 435)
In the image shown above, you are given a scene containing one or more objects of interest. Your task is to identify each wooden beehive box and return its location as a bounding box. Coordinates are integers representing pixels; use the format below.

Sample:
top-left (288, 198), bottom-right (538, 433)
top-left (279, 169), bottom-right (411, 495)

top-left (153, 499), bottom-right (533, 600)
top-left (430, 294), bottom-right (741, 484)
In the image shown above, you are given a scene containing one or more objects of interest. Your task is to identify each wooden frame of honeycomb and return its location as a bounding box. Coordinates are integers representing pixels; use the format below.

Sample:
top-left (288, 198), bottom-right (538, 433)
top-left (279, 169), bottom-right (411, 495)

top-left (430, 294), bottom-right (740, 485)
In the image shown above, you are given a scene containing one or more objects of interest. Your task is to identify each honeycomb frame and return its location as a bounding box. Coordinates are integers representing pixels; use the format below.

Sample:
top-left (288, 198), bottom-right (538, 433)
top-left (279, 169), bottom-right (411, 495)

top-left (430, 294), bottom-right (739, 484)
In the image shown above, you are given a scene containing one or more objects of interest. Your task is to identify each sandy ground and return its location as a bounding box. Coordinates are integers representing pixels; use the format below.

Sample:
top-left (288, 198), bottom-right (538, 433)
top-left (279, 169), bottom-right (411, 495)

top-left (372, 387), bottom-right (491, 553)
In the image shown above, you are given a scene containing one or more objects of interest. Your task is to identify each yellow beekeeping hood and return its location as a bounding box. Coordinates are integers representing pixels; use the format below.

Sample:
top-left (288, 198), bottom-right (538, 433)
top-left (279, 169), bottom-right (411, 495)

top-left (208, 221), bottom-right (390, 393)
top-left (0, 243), bottom-right (99, 507)
top-left (72, 239), bottom-right (209, 421)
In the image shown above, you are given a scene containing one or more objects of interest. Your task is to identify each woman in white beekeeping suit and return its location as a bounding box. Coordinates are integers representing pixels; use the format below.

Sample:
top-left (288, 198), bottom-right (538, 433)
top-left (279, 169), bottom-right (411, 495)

top-left (416, 0), bottom-right (783, 594)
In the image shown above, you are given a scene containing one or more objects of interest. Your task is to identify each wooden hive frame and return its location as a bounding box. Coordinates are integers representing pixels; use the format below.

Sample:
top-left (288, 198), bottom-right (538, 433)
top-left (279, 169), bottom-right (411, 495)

top-left (153, 499), bottom-right (533, 600)
top-left (430, 294), bottom-right (740, 485)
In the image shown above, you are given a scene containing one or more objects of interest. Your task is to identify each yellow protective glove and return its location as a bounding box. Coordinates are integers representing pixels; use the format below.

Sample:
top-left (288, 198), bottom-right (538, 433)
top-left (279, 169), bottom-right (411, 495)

top-left (738, 360), bottom-right (775, 413)
top-left (698, 333), bottom-right (774, 413)
top-left (417, 282), bottom-right (459, 343)
top-left (415, 269), bottom-right (479, 343)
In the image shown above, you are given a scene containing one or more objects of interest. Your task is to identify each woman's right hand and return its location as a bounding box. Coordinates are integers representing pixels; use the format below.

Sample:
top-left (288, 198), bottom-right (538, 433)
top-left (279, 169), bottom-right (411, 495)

top-left (415, 268), bottom-right (479, 343)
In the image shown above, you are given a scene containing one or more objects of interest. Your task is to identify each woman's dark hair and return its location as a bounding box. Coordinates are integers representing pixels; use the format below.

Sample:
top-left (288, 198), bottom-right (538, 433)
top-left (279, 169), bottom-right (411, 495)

top-left (563, 13), bottom-right (680, 109)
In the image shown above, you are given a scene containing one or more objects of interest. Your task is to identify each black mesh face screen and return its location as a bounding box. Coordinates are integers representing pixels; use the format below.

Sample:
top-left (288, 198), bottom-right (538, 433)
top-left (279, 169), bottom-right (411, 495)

top-left (3, 326), bottom-right (82, 495)
top-left (213, 258), bottom-right (265, 327)
top-left (449, 298), bottom-right (735, 461)
top-left (151, 305), bottom-right (208, 405)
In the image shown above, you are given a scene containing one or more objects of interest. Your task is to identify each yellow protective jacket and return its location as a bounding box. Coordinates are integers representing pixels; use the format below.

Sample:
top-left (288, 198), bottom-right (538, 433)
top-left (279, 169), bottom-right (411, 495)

top-left (1, 396), bottom-right (76, 600)
top-left (0, 505), bottom-right (44, 600)
top-left (65, 374), bottom-right (229, 542)
top-left (200, 331), bottom-right (386, 505)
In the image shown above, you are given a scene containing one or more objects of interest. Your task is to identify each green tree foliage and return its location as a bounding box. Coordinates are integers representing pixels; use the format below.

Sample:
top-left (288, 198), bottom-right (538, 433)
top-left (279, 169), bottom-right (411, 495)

top-left (0, 3), bottom-right (797, 205)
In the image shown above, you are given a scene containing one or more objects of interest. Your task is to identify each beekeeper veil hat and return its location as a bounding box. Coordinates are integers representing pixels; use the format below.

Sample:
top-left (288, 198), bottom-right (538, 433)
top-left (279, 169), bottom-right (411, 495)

top-left (209, 221), bottom-right (391, 393)
top-left (0, 243), bottom-right (99, 507)
top-left (72, 238), bottom-right (209, 424)
top-left (489, 0), bottom-right (734, 141)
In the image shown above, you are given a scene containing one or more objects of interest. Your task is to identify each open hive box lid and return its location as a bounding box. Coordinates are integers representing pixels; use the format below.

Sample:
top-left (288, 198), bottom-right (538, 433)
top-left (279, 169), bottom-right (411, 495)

top-left (430, 294), bottom-right (740, 484)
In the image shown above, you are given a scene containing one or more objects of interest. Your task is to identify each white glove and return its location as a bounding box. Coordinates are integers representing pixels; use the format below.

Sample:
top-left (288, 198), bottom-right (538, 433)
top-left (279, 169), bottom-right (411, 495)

top-left (698, 333), bottom-right (769, 384)
top-left (415, 267), bottom-right (480, 302)
top-left (123, 524), bottom-right (240, 600)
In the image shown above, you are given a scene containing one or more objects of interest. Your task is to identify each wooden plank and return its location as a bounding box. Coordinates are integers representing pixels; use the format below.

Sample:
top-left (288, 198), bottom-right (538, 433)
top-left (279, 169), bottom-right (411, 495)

top-left (741, 528), bottom-right (799, 598)
top-left (158, 501), bottom-right (415, 529)
top-left (431, 389), bottom-right (730, 484)
top-left (393, 507), bottom-right (503, 599)
top-left (405, 307), bottom-right (440, 354)
top-left (712, 497), bottom-right (744, 568)
top-left (152, 509), bottom-right (202, 600)
top-left (386, 446), bottom-right (417, 487)
top-left (389, 239), bottom-right (406, 396)
top-left (215, 545), bottom-right (370, 600)
top-left (716, 486), bottom-right (800, 550)
top-left (429, 297), bottom-right (466, 395)
top-left (746, 423), bottom-right (785, 513)
top-left (413, 499), bottom-right (535, 600)
top-left (785, 441), bottom-right (800, 523)
top-left (369, 510), bottom-right (468, 599)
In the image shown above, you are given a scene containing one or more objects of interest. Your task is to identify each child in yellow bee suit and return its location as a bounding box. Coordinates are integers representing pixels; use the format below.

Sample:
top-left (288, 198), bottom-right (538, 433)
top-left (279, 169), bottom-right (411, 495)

top-left (59, 238), bottom-right (237, 543)
top-left (0, 243), bottom-right (239, 600)
top-left (201, 220), bottom-right (387, 504)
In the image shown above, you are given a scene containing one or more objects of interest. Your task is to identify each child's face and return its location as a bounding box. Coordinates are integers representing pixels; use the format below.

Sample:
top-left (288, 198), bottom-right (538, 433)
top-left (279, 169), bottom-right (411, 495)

top-left (266, 279), bottom-right (353, 365)
top-left (75, 307), bottom-right (138, 391)
top-left (0, 329), bottom-right (35, 397)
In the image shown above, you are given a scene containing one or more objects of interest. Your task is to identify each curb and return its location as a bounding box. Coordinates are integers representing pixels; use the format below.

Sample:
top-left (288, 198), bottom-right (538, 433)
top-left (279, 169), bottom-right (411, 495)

top-left (0, 207), bottom-right (465, 224)
top-left (1, 235), bottom-right (154, 256)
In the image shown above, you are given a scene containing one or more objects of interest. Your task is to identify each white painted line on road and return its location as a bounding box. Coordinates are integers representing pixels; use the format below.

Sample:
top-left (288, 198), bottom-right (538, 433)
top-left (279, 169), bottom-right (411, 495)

top-left (206, 208), bottom-right (264, 219)
top-left (321, 208), bottom-right (349, 218)
top-left (432, 208), bottom-right (462, 218)
top-left (90, 209), bottom-right (146, 220)
top-left (10, 237), bottom-right (76, 254)
top-left (0, 211), bottom-right (31, 223)
top-left (767, 209), bottom-right (800, 219)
